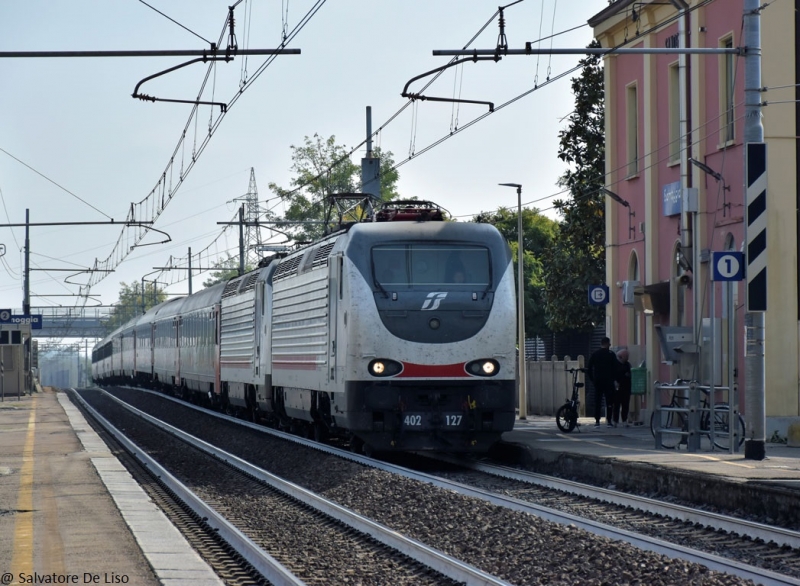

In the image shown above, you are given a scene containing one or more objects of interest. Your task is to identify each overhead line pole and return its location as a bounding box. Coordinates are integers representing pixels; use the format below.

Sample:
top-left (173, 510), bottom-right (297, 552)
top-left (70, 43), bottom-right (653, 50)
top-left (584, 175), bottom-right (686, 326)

top-left (743, 0), bottom-right (766, 460)
top-left (23, 209), bottom-right (30, 315)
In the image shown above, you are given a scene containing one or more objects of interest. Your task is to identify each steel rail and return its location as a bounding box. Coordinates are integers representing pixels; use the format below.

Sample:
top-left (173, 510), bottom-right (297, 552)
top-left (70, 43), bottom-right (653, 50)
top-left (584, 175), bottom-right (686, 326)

top-left (106, 386), bottom-right (800, 585)
top-left (70, 391), bottom-right (306, 586)
top-left (98, 389), bottom-right (513, 586)
top-left (430, 453), bottom-right (800, 550)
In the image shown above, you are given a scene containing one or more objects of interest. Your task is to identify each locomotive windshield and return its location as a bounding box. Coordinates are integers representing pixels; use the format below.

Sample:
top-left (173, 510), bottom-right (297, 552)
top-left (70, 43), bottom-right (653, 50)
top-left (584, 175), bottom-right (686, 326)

top-left (372, 244), bottom-right (490, 288)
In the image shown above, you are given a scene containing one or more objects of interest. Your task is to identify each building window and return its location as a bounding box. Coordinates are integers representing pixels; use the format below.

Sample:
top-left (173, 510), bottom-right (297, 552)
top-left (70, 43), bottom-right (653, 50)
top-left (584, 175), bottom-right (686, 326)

top-left (627, 83), bottom-right (639, 176)
top-left (669, 62), bottom-right (680, 163)
top-left (720, 35), bottom-right (735, 144)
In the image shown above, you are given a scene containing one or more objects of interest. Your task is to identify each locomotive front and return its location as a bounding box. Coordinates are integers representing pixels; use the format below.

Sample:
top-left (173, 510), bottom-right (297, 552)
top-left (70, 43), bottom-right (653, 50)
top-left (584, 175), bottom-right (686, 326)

top-left (341, 219), bottom-right (517, 452)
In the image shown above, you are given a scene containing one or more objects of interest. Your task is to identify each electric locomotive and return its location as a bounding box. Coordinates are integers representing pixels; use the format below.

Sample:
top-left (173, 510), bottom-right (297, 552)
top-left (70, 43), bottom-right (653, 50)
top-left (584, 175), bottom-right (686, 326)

top-left (268, 201), bottom-right (517, 452)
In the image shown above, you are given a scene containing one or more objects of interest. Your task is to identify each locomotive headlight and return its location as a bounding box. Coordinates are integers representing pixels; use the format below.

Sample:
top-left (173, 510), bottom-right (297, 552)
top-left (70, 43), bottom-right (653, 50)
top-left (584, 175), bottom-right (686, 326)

top-left (466, 359), bottom-right (500, 377)
top-left (368, 359), bottom-right (403, 377)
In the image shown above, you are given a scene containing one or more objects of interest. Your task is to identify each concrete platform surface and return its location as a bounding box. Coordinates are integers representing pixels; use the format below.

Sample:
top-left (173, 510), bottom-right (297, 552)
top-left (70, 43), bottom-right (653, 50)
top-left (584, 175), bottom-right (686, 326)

top-left (505, 415), bottom-right (800, 484)
top-left (0, 388), bottom-right (222, 586)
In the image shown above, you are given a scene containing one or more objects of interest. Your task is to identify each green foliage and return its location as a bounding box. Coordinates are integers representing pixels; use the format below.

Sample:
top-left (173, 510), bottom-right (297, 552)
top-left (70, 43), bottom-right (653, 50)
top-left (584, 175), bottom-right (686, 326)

top-left (104, 281), bottom-right (167, 333)
top-left (202, 254), bottom-right (255, 288)
top-left (268, 134), bottom-right (400, 242)
top-left (542, 42), bottom-right (606, 332)
top-left (473, 208), bottom-right (558, 336)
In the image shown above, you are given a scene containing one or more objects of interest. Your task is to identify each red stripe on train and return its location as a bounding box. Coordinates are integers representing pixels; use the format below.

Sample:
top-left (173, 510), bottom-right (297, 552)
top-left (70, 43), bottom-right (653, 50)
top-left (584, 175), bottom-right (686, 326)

top-left (397, 362), bottom-right (468, 378)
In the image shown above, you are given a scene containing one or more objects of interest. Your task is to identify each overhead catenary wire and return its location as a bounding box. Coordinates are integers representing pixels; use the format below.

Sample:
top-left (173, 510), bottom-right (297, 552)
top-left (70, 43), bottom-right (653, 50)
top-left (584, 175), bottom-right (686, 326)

top-left (286, 0), bottom-right (718, 205)
top-left (450, 98), bottom-right (750, 221)
top-left (276, 5), bottom-right (503, 202)
top-left (0, 147), bottom-right (113, 220)
top-left (104, 0), bottom-right (725, 302)
top-left (77, 0), bottom-right (329, 299)
top-left (40, 0), bottom-right (724, 317)
top-left (14, 1), bottom-right (326, 334)
top-left (546, 0), bottom-right (559, 80)
top-left (137, 0), bottom-right (214, 46)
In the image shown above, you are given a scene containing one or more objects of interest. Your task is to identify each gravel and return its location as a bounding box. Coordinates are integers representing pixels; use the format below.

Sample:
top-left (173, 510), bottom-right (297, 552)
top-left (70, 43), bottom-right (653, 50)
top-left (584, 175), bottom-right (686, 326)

top-left (89, 387), bottom-right (757, 586)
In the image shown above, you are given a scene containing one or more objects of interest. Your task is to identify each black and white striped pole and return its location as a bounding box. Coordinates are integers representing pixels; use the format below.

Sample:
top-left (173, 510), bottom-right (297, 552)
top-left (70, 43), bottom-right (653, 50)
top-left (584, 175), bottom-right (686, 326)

top-left (743, 0), bottom-right (766, 460)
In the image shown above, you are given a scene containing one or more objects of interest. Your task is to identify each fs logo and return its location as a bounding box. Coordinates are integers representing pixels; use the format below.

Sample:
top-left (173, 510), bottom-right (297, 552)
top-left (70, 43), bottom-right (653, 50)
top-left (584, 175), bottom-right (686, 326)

top-left (421, 292), bottom-right (447, 311)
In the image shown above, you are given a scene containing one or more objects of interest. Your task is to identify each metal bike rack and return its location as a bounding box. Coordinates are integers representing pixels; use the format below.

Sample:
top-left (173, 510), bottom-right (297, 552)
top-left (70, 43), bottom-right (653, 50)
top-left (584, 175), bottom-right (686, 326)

top-left (653, 379), bottom-right (741, 453)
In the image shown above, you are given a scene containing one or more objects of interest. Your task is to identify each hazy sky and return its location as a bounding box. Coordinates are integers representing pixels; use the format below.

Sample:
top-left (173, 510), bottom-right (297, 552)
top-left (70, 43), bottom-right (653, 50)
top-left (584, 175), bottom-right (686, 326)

top-left (1, 0), bottom-right (608, 318)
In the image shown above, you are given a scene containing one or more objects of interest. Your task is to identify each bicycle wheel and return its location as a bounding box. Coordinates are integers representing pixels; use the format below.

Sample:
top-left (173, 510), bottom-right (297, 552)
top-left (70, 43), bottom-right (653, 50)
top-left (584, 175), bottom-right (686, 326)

top-left (650, 408), bottom-right (687, 449)
top-left (711, 405), bottom-right (746, 450)
top-left (556, 404), bottom-right (577, 433)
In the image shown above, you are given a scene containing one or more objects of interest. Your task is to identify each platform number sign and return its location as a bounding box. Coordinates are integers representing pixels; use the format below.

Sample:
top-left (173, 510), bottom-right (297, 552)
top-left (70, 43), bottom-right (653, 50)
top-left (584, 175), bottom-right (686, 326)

top-left (712, 251), bottom-right (744, 282)
top-left (746, 143), bottom-right (767, 311)
top-left (588, 284), bottom-right (609, 306)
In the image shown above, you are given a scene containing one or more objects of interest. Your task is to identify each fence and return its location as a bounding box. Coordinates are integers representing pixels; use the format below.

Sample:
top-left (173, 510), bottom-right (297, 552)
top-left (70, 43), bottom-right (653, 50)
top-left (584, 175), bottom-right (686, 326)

top-left (524, 355), bottom-right (586, 416)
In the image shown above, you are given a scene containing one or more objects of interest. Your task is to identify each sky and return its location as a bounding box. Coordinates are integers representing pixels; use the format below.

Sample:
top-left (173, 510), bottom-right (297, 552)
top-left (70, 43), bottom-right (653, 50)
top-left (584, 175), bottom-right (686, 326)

top-left (0, 0), bottom-right (609, 323)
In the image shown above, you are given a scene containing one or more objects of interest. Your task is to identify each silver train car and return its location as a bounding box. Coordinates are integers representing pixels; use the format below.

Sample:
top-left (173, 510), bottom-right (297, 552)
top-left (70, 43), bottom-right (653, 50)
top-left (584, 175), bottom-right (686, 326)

top-left (93, 208), bottom-right (517, 452)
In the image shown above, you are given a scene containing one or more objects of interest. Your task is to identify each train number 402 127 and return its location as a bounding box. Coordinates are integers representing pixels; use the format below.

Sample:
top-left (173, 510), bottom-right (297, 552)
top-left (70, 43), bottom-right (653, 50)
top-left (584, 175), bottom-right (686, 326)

top-left (403, 414), bottom-right (463, 426)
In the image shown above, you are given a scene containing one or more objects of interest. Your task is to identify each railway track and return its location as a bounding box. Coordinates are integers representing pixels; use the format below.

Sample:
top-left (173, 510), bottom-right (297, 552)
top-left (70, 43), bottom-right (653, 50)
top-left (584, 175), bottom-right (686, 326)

top-left (83, 384), bottom-right (800, 585)
top-left (413, 454), bottom-right (800, 582)
top-left (426, 453), bottom-right (800, 549)
top-left (72, 388), bottom-right (508, 586)
top-left (71, 392), bottom-right (277, 586)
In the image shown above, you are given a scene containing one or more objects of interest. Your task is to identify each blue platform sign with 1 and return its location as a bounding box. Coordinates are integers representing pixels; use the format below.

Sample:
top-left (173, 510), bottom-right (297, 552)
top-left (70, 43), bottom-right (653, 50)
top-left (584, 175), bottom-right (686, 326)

top-left (588, 284), bottom-right (609, 306)
top-left (711, 251), bottom-right (745, 281)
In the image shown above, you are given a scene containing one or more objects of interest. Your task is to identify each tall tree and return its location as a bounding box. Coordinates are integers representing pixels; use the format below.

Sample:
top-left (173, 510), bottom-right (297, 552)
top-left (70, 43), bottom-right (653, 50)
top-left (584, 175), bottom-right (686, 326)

top-left (473, 207), bottom-right (558, 336)
top-left (542, 42), bottom-right (606, 332)
top-left (268, 134), bottom-right (400, 242)
top-left (104, 281), bottom-right (167, 333)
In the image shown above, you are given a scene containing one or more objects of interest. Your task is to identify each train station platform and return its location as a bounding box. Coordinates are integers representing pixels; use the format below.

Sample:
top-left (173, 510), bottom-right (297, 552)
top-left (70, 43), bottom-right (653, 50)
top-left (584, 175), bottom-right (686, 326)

top-left (500, 415), bottom-right (800, 524)
top-left (0, 388), bottom-right (222, 586)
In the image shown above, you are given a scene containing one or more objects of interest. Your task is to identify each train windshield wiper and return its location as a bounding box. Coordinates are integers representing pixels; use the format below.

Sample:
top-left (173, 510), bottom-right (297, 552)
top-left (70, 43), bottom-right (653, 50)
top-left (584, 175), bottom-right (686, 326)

top-left (374, 278), bottom-right (390, 299)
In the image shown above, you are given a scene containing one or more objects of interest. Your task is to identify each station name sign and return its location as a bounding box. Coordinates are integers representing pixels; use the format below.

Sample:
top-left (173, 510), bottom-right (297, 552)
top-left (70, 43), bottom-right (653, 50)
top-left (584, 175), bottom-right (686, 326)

top-left (0, 309), bottom-right (43, 329)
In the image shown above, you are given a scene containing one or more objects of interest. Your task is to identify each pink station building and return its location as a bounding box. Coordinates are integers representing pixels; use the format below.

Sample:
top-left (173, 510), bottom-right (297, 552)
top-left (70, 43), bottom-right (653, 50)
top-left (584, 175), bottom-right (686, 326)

top-left (589, 0), bottom-right (799, 437)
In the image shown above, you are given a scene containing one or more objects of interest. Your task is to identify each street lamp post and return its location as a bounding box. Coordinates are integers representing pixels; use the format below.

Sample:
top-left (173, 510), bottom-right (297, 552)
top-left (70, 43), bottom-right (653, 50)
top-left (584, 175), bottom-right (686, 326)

top-left (499, 183), bottom-right (526, 420)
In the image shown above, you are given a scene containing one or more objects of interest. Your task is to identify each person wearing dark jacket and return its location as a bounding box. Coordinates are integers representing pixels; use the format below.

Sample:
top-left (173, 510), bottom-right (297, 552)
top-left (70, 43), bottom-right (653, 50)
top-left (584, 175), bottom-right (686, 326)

top-left (613, 348), bottom-right (632, 427)
top-left (586, 337), bottom-right (619, 427)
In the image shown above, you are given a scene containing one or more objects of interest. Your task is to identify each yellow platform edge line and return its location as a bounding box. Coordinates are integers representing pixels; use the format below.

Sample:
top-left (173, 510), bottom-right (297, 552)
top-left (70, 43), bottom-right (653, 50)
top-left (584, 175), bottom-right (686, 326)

top-left (10, 398), bottom-right (37, 576)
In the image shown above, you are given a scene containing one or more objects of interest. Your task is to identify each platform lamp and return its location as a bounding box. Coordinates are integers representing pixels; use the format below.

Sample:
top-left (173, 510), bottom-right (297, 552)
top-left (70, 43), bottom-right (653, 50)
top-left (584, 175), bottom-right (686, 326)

top-left (601, 187), bottom-right (636, 240)
top-left (689, 157), bottom-right (731, 216)
top-left (499, 182), bottom-right (527, 419)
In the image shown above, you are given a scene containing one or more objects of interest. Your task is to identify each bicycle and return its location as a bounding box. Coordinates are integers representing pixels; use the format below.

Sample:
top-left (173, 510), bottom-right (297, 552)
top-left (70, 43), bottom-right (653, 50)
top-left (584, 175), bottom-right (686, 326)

top-left (650, 379), bottom-right (745, 450)
top-left (556, 367), bottom-right (587, 433)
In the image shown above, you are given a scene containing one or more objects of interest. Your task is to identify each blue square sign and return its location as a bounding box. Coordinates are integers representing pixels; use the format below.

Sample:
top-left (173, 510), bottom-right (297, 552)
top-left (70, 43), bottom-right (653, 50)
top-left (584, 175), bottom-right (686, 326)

top-left (588, 284), bottom-right (609, 306)
top-left (711, 251), bottom-right (745, 282)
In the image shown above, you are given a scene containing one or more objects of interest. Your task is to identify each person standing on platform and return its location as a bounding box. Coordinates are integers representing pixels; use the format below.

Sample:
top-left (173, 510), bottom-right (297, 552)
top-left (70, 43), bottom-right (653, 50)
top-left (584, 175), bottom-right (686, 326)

top-left (614, 348), bottom-right (632, 427)
top-left (587, 337), bottom-right (619, 427)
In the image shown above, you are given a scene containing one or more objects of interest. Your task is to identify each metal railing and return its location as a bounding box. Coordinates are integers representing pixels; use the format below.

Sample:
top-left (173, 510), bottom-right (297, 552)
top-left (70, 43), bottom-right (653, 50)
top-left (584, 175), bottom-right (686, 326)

top-left (652, 379), bottom-right (744, 453)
